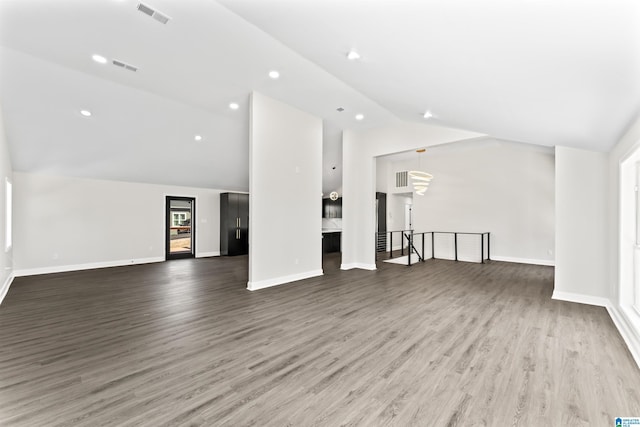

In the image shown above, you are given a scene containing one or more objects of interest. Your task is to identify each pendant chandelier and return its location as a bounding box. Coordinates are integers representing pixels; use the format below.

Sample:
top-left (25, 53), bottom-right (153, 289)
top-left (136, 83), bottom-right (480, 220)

top-left (410, 149), bottom-right (433, 196)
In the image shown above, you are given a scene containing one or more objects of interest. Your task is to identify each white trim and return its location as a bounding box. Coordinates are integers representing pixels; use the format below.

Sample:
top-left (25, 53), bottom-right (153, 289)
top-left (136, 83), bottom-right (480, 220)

top-left (0, 271), bottom-right (14, 305)
top-left (551, 290), bottom-right (610, 307)
top-left (13, 257), bottom-right (164, 277)
top-left (196, 251), bottom-right (220, 258)
top-left (490, 255), bottom-right (555, 266)
top-left (607, 305), bottom-right (640, 370)
top-left (247, 269), bottom-right (323, 291)
top-left (340, 263), bottom-right (377, 271)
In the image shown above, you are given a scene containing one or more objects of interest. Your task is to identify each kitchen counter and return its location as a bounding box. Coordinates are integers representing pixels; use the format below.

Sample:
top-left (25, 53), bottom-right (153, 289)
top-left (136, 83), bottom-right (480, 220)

top-left (322, 228), bottom-right (342, 233)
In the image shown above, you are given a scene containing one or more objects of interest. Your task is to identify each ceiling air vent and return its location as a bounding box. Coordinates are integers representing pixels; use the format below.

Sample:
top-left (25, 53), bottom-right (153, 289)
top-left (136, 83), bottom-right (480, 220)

top-left (137, 3), bottom-right (170, 24)
top-left (396, 171), bottom-right (408, 188)
top-left (112, 59), bottom-right (138, 72)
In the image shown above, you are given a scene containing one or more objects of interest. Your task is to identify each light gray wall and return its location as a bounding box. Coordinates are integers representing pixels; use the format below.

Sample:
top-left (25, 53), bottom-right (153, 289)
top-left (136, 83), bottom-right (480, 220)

top-left (554, 146), bottom-right (609, 302)
top-left (377, 139), bottom-right (555, 263)
top-left (342, 121), bottom-right (485, 270)
top-left (415, 140), bottom-right (554, 263)
top-left (248, 92), bottom-right (322, 290)
top-left (0, 103), bottom-right (13, 303)
top-left (13, 172), bottom-right (224, 275)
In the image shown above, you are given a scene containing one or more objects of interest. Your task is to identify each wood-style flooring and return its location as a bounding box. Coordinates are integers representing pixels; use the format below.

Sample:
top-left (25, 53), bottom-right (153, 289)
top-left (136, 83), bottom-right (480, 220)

top-left (1, 254), bottom-right (639, 426)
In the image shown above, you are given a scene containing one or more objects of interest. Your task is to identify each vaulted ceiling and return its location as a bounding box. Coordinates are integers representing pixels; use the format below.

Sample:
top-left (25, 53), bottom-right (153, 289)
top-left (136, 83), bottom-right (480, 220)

top-left (1, 0), bottom-right (638, 193)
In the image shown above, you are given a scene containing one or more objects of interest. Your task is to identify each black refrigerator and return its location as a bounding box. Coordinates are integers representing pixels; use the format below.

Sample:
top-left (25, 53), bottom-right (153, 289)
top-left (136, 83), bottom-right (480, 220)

top-left (220, 192), bottom-right (249, 256)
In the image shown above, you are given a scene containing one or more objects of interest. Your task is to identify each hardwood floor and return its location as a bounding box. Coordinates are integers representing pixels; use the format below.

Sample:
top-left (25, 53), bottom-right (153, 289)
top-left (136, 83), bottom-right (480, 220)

top-left (1, 255), bottom-right (639, 426)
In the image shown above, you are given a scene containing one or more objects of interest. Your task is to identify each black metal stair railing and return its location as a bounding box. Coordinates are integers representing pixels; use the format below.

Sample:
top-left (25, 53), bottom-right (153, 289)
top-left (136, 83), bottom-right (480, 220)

top-left (375, 230), bottom-right (491, 266)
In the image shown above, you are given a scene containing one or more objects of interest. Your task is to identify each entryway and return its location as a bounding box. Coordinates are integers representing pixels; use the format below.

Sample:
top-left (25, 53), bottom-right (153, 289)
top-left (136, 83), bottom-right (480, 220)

top-left (166, 196), bottom-right (195, 260)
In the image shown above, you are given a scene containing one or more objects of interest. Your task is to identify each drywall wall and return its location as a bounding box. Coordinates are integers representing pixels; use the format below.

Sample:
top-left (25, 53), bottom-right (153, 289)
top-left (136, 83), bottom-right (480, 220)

top-left (342, 121), bottom-right (485, 270)
top-left (0, 104), bottom-right (13, 304)
top-left (248, 92), bottom-right (322, 290)
top-left (13, 172), bottom-right (224, 275)
top-left (378, 139), bottom-right (555, 264)
top-left (387, 194), bottom-right (412, 233)
top-left (554, 146), bottom-right (609, 305)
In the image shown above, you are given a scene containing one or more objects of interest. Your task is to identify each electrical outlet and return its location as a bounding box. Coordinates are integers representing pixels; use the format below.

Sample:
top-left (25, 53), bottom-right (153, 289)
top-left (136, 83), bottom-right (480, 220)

top-left (295, 258), bottom-right (299, 265)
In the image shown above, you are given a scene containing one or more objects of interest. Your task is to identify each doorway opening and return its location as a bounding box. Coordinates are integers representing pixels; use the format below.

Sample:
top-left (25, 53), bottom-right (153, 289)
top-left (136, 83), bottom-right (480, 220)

top-left (166, 196), bottom-right (195, 260)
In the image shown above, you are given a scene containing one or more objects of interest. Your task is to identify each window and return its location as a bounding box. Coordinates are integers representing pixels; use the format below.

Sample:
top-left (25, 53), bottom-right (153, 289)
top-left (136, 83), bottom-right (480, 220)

top-left (5, 178), bottom-right (11, 252)
top-left (172, 212), bottom-right (187, 226)
top-left (636, 163), bottom-right (640, 311)
top-left (633, 162), bottom-right (640, 246)
top-left (620, 150), bottom-right (640, 329)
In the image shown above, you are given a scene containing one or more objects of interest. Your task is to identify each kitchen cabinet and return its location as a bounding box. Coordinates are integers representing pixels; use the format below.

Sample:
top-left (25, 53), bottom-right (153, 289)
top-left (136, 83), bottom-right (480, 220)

top-left (220, 192), bottom-right (249, 256)
top-left (322, 197), bottom-right (342, 218)
top-left (322, 232), bottom-right (341, 253)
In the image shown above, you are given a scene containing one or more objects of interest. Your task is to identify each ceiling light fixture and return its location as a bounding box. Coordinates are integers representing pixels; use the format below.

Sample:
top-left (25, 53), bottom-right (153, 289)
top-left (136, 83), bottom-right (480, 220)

top-left (80, 110), bottom-right (92, 117)
top-left (229, 102), bottom-right (239, 110)
top-left (194, 135), bottom-right (203, 141)
top-left (268, 70), bottom-right (280, 79)
top-left (347, 50), bottom-right (361, 61)
top-left (410, 149), bottom-right (433, 196)
top-left (423, 111), bottom-right (433, 119)
top-left (92, 54), bottom-right (107, 64)
top-left (409, 171), bottom-right (433, 196)
top-left (355, 113), bottom-right (364, 121)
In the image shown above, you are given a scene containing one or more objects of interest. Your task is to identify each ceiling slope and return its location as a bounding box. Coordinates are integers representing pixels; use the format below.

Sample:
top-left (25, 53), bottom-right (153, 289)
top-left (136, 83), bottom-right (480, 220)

top-left (3, 0), bottom-right (638, 193)
top-left (0, 0), bottom-right (395, 191)
top-left (219, 0), bottom-right (640, 151)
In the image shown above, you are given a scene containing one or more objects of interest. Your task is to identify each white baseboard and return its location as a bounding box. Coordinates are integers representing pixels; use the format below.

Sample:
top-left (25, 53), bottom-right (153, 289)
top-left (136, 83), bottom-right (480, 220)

top-left (607, 305), bottom-right (640, 370)
top-left (13, 257), bottom-right (165, 277)
top-left (196, 251), bottom-right (220, 258)
top-left (551, 290), bottom-right (610, 307)
top-left (0, 271), bottom-right (14, 306)
top-left (490, 255), bottom-right (555, 266)
top-left (247, 269), bottom-right (324, 291)
top-left (340, 263), bottom-right (377, 271)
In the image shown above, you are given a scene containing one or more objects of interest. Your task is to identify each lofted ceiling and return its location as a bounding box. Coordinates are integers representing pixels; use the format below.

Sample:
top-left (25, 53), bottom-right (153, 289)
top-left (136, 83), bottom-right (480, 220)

top-left (1, 0), bottom-right (639, 193)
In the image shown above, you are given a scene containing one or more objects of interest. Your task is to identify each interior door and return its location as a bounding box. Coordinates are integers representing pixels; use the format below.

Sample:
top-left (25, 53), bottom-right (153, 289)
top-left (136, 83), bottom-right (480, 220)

top-left (166, 196), bottom-right (195, 260)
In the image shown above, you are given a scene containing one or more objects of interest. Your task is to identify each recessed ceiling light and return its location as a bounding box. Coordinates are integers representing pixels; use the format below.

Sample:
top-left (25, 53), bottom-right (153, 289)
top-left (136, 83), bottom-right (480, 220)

top-left (347, 50), bottom-right (361, 61)
top-left (229, 102), bottom-right (239, 110)
top-left (423, 111), bottom-right (433, 119)
top-left (194, 135), bottom-right (203, 141)
top-left (355, 113), bottom-right (364, 121)
top-left (92, 54), bottom-right (107, 64)
top-left (80, 110), bottom-right (92, 117)
top-left (268, 70), bottom-right (280, 79)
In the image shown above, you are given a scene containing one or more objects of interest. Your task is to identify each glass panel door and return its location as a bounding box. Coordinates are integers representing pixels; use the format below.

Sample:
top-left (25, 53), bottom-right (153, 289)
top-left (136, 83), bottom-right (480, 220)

top-left (166, 196), bottom-right (195, 260)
